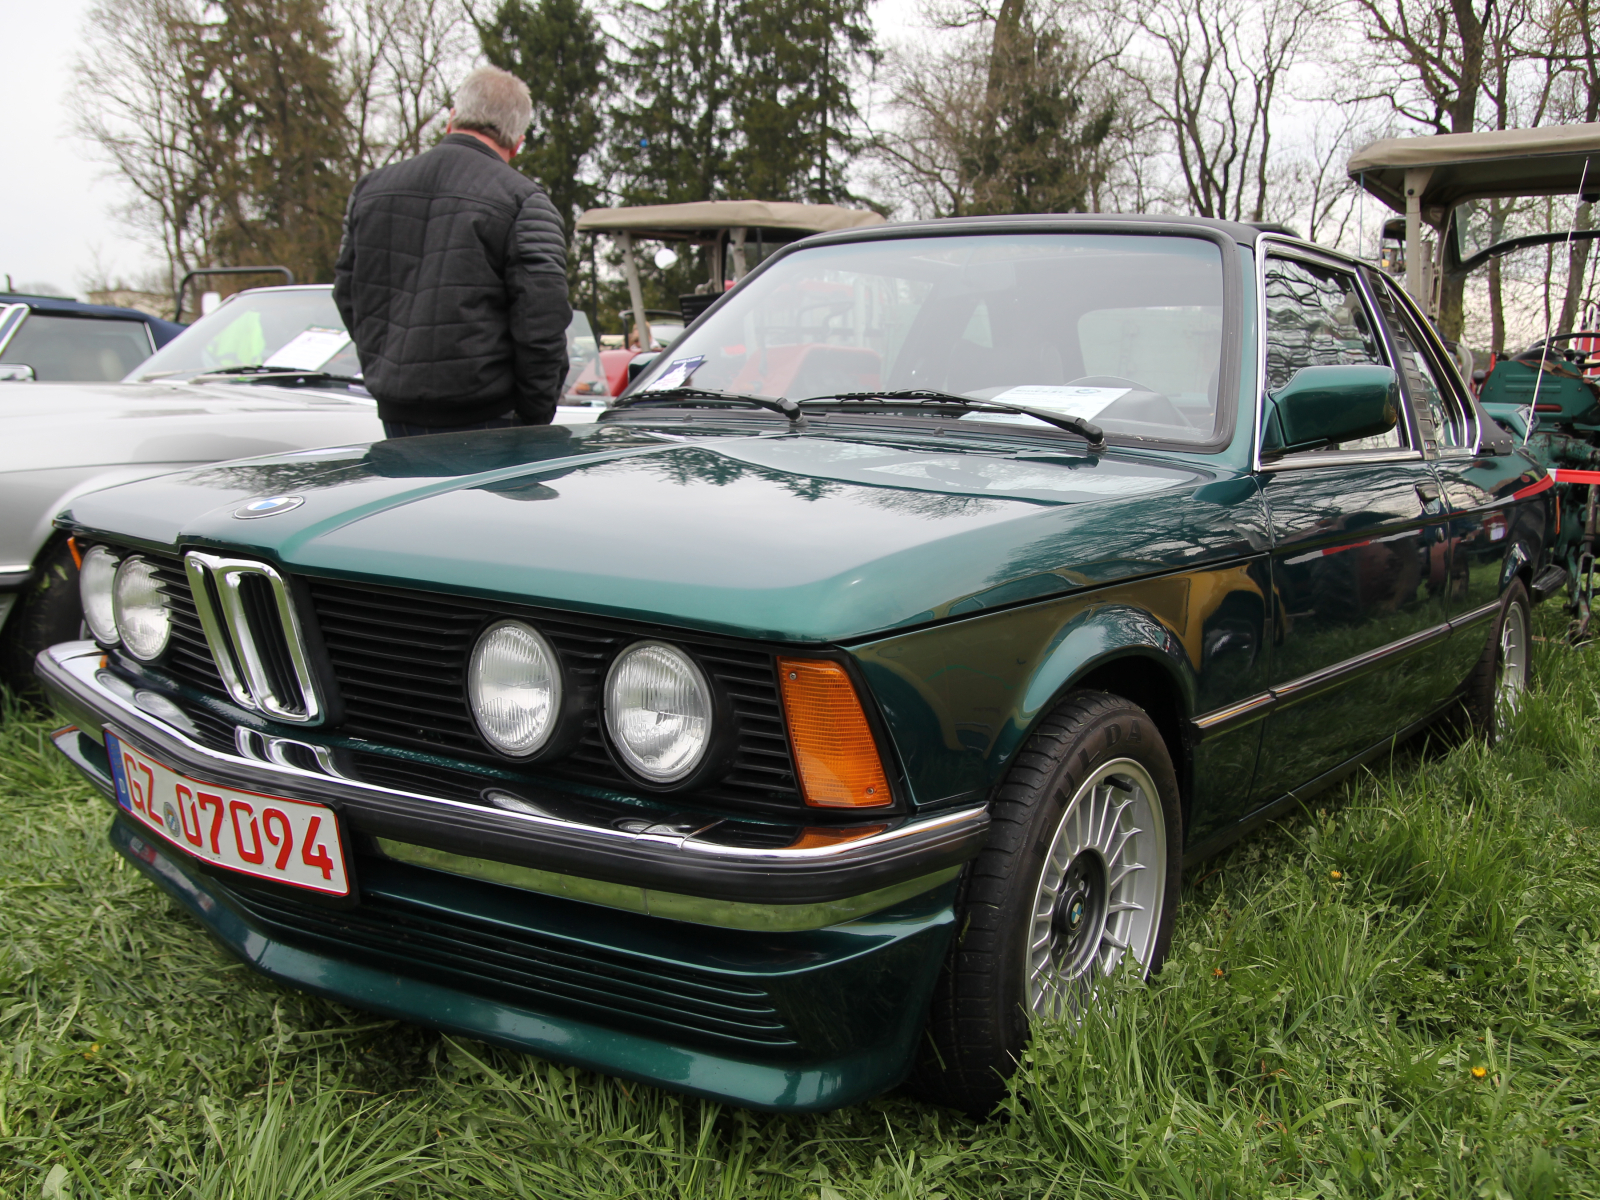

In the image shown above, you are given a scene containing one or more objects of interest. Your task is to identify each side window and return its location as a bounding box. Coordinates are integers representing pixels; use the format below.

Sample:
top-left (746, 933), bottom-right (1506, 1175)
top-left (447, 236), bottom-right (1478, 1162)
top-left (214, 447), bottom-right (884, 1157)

top-left (1366, 271), bottom-right (1471, 453)
top-left (1263, 256), bottom-right (1400, 451)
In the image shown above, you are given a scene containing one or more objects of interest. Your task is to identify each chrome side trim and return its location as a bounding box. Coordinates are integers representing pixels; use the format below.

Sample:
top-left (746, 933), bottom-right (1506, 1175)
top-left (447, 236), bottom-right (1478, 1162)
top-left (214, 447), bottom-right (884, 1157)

top-left (377, 839), bottom-right (962, 931)
top-left (1191, 690), bottom-right (1275, 737)
top-left (1449, 598), bottom-right (1502, 629)
top-left (184, 552), bottom-right (324, 724)
top-left (1269, 620), bottom-right (1451, 706)
top-left (1191, 599), bottom-right (1504, 739)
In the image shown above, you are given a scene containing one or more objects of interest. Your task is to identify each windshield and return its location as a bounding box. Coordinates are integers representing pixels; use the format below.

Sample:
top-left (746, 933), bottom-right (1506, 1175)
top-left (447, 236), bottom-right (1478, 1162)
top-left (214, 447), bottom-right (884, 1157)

top-left (631, 233), bottom-right (1229, 445)
top-left (130, 289), bottom-right (359, 382)
top-left (564, 310), bottom-right (599, 394)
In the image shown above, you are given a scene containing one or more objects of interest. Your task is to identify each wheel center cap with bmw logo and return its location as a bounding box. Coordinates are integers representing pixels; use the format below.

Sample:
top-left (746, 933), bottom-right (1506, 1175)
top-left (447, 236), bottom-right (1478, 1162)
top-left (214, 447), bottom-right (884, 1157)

top-left (235, 495), bottom-right (305, 519)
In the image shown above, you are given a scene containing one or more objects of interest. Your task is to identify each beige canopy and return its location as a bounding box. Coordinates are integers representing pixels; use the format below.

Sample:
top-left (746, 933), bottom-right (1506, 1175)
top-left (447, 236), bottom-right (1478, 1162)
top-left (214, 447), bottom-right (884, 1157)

top-left (1348, 124), bottom-right (1600, 213)
top-left (577, 201), bottom-right (886, 351)
top-left (1347, 124), bottom-right (1600, 307)
top-left (576, 200), bottom-right (884, 241)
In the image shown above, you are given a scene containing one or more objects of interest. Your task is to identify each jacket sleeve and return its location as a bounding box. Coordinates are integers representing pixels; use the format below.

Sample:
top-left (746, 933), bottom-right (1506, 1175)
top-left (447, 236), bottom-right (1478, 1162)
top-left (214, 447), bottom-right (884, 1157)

top-left (505, 187), bottom-right (572, 424)
top-left (332, 178), bottom-right (362, 338)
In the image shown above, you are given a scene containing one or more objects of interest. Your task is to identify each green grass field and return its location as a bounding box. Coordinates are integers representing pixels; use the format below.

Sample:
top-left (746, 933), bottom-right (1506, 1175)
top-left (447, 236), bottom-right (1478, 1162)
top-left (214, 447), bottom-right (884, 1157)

top-left (2, 612), bottom-right (1598, 1198)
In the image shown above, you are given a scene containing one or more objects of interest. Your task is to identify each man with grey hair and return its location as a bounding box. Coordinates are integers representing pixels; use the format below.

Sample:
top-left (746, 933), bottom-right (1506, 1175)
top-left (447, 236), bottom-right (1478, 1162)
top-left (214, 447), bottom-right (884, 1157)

top-left (335, 65), bottom-right (570, 436)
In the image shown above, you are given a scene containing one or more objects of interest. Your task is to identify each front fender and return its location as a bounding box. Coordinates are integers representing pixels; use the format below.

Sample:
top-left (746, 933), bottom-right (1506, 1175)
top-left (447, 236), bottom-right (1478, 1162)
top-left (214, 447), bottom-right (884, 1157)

top-left (852, 580), bottom-right (1217, 810)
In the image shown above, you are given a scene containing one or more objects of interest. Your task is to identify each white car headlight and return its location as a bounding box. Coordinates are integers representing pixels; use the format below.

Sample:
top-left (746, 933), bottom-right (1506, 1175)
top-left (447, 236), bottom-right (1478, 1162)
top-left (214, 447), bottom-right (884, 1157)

top-left (112, 556), bottom-right (171, 661)
top-left (79, 545), bottom-right (120, 645)
top-left (604, 641), bottom-right (712, 783)
top-left (469, 620), bottom-right (562, 756)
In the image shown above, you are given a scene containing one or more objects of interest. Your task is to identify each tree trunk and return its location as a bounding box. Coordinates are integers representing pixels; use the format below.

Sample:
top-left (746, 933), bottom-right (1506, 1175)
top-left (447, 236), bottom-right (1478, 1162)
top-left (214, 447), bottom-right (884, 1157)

top-left (1557, 201), bottom-right (1593, 335)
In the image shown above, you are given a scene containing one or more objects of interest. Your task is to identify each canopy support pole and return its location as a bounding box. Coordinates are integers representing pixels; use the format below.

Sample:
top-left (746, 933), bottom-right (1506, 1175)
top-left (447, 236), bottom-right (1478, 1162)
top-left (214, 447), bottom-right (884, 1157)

top-left (1404, 168), bottom-right (1434, 304)
top-left (619, 232), bottom-right (650, 349)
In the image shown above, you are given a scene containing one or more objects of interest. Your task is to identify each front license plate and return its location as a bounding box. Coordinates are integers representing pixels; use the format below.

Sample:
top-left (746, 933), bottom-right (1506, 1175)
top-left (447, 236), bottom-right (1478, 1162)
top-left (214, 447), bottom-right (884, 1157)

top-left (105, 729), bottom-right (350, 896)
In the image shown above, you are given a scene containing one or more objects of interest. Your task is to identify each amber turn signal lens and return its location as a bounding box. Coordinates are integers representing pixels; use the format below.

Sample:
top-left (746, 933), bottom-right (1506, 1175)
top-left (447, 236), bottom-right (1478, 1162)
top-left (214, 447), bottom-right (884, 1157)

top-left (777, 657), bottom-right (891, 808)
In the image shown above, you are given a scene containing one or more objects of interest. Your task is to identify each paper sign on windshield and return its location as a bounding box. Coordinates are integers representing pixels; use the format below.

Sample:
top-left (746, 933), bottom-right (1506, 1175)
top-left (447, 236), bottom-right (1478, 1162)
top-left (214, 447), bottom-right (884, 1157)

top-left (641, 356), bottom-right (706, 392)
top-left (263, 327), bottom-right (352, 371)
top-left (962, 385), bottom-right (1129, 427)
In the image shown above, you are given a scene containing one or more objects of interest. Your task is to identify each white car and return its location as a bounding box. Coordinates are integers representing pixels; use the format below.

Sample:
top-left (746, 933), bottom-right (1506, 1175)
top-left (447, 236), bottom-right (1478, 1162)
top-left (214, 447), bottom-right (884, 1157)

top-left (0, 284), bottom-right (596, 693)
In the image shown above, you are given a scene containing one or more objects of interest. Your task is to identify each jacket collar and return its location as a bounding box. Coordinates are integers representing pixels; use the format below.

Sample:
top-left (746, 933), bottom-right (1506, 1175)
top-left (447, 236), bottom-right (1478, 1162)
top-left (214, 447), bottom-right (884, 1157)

top-left (440, 132), bottom-right (505, 163)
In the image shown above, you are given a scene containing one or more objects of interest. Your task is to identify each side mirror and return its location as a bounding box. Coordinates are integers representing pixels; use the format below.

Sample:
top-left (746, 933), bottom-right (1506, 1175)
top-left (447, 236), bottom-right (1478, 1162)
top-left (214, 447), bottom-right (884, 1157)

top-left (1261, 365), bottom-right (1400, 457)
top-left (0, 364), bottom-right (35, 382)
top-left (626, 351), bottom-right (660, 384)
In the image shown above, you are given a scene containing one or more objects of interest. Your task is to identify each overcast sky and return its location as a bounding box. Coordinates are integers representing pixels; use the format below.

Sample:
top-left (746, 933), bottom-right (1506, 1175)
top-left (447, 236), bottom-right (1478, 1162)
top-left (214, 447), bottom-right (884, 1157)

top-left (0, 0), bottom-right (926, 301)
top-left (0, 0), bottom-right (143, 296)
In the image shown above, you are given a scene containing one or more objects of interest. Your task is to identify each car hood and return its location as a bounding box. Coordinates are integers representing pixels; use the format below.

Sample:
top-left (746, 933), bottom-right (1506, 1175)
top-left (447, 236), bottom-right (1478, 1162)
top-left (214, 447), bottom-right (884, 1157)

top-left (0, 380), bottom-right (381, 474)
top-left (63, 421), bottom-right (1267, 642)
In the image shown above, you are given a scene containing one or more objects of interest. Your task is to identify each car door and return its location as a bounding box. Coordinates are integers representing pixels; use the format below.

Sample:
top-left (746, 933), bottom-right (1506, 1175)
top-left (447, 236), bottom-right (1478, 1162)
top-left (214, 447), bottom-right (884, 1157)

top-left (1366, 269), bottom-right (1536, 684)
top-left (1246, 251), bottom-right (1454, 809)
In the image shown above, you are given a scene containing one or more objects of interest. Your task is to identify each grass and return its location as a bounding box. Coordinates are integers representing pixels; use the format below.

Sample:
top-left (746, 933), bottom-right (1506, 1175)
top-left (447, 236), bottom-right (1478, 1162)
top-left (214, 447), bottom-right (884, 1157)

top-left (1, 610), bottom-right (1598, 1198)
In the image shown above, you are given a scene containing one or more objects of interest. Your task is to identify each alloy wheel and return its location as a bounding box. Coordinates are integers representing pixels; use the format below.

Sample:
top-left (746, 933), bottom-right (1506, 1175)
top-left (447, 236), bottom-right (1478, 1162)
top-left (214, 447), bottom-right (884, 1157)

top-left (1495, 599), bottom-right (1530, 731)
top-left (1025, 757), bottom-right (1167, 1020)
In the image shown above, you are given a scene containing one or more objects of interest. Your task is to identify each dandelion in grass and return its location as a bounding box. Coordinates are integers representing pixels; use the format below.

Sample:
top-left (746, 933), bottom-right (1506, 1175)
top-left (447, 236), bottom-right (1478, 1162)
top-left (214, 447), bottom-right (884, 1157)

top-left (1471, 1065), bottom-right (1488, 1080)
top-left (1329, 870), bottom-right (1343, 881)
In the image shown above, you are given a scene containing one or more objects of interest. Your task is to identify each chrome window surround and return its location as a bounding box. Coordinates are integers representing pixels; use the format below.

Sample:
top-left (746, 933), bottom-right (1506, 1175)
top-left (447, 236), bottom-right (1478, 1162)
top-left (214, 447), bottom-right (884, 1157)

top-left (183, 551), bottom-right (325, 724)
top-left (1250, 234), bottom-right (1435, 471)
top-left (0, 304), bottom-right (29, 355)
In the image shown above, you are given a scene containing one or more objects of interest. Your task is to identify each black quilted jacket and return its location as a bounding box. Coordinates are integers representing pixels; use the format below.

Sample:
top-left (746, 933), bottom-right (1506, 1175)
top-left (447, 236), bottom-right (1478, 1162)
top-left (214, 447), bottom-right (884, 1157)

top-left (333, 134), bottom-right (571, 427)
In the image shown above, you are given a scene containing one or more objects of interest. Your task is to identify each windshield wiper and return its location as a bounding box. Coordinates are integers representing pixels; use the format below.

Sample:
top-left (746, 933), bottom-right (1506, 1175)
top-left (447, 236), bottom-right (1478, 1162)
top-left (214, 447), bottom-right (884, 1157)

top-left (189, 367), bottom-right (367, 388)
top-left (802, 390), bottom-right (1107, 453)
top-left (613, 386), bottom-right (803, 424)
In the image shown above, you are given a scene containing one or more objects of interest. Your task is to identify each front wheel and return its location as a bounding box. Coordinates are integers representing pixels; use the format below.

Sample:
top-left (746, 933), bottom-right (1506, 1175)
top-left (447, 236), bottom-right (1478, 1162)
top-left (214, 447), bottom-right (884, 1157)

top-left (0, 538), bottom-right (82, 698)
top-left (905, 690), bottom-right (1182, 1116)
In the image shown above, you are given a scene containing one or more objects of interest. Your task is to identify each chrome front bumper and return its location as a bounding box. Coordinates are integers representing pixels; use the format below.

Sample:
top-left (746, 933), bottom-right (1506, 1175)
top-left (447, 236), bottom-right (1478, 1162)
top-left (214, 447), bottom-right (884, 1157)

top-left (38, 642), bottom-right (989, 930)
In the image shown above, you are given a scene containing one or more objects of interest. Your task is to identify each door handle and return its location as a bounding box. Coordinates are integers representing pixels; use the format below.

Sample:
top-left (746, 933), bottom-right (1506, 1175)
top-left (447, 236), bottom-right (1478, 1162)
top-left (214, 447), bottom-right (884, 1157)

top-left (1416, 481), bottom-right (1441, 505)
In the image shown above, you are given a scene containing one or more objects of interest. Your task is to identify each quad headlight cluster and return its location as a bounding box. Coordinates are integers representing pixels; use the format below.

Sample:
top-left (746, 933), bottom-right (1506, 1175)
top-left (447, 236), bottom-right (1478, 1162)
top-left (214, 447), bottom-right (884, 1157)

top-left (79, 546), bottom-right (172, 662)
top-left (468, 623), bottom-right (714, 784)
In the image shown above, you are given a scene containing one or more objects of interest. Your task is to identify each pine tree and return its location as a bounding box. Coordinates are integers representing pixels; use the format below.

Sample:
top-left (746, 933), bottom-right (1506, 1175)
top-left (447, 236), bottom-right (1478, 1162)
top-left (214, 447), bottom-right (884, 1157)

top-left (183, 0), bottom-right (351, 282)
top-left (726, 0), bottom-right (875, 202)
top-left (611, 0), bottom-right (735, 204)
top-left (612, 0), bottom-right (876, 205)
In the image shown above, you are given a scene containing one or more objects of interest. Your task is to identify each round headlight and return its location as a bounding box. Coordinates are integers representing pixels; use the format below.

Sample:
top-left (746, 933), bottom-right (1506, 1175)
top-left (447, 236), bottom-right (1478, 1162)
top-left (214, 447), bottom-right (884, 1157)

top-left (79, 545), bottom-right (120, 645)
top-left (468, 620), bottom-right (562, 757)
top-left (604, 641), bottom-right (712, 783)
top-left (111, 556), bottom-right (171, 661)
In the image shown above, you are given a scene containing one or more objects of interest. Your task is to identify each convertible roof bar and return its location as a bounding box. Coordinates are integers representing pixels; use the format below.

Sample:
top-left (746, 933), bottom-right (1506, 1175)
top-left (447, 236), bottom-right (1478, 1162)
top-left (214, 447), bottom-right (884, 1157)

top-left (576, 201), bottom-right (884, 347)
top-left (1347, 124), bottom-right (1600, 308)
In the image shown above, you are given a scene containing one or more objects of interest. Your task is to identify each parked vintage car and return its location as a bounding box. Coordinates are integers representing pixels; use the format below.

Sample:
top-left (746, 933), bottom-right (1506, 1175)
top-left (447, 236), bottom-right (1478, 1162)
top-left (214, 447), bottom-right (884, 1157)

top-left (38, 215), bottom-right (1558, 1115)
top-left (0, 292), bottom-right (184, 382)
top-left (1, 285), bottom-right (604, 692)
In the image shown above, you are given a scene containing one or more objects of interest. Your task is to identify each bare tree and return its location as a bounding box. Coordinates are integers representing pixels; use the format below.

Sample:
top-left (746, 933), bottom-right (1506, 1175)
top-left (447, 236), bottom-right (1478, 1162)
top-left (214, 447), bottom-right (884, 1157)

top-left (869, 0), bottom-right (1127, 217)
top-left (339, 0), bottom-right (470, 176)
top-left (72, 0), bottom-right (220, 295)
top-left (1119, 0), bottom-right (1325, 223)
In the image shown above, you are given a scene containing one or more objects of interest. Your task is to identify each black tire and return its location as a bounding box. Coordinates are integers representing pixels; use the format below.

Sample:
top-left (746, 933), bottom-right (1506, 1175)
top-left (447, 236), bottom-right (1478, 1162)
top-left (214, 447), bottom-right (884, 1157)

top-left (0, 538), bottom-right (82, 699)
top-left (904, 690), bottom-right (1183, 1117)
top-left (1461, 579), bottom-right (1532, 744)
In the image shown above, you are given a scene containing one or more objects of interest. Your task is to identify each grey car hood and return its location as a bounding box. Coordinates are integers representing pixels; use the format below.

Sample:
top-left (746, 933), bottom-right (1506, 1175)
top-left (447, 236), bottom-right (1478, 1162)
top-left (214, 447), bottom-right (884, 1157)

top-left (0, 379), bottom-right (382, 580)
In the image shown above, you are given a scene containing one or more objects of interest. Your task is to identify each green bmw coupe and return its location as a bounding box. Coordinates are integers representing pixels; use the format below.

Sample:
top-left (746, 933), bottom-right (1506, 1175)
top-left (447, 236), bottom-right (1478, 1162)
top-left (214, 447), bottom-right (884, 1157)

top-left (38, 216), bottom-right (1559, 1115)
